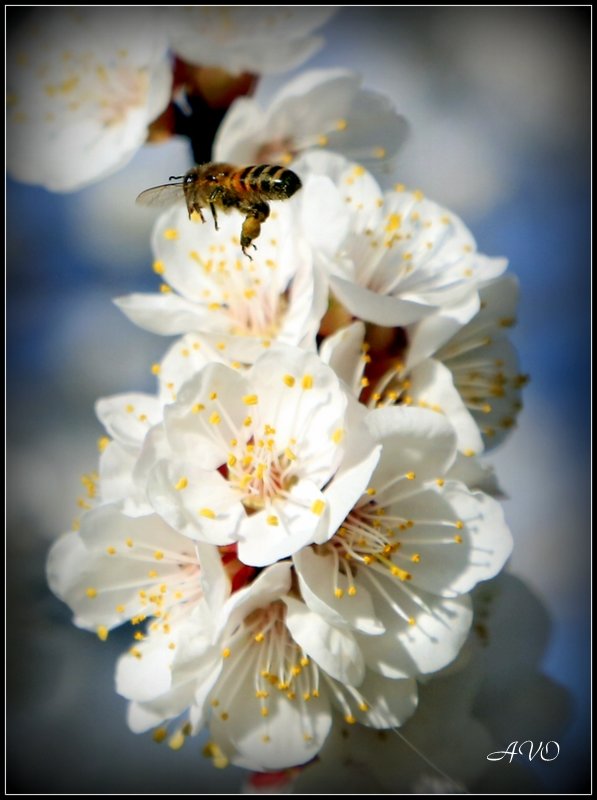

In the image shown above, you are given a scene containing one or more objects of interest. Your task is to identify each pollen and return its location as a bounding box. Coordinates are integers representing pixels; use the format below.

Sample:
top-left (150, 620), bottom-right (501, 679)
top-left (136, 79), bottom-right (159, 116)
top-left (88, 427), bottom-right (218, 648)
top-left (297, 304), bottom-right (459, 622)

top-left (336, 118), bottom-right (348, 130)
top-left (199, 508), bottom-right (216, 519)
top-left (175, 477), bottom-right (188, 491)
top-left (97, 626), bottom-right (109, 641)
top-left (463, 449), bottom-right (476, 457)
top-left (85, 587), bottom-right (98, 599)
top-left (163, 228), bottom-right (179, 240)
top-left (125, 537), bottom-right (134, 548)
top-left (283, 374), bottom-right (295, 387)
top-left (345, 714), bottom-right (357, 725)
top-left (266, 515), bottom-right (279, 526)
top-left (454, 534), bottom-right (463, 544)
top-left (152, 260), bottom-right (165, 274)
top-left (436, 478), bottom-right (445, 487)
top-left (97, 436), bottom-right (110, 453)
top-left (159, 284), bottom-right (171, 293)
top-left (154, 550), bottom-right (164, 560)
top-left (242, 394), bottom-right (258, 405)
top-left (106, 546), bottom-right (116, 555)
top-left (192, 403), bottom-right (205, 413)
top-left (153, 727), bottom-right (168, 743)
top-left (373, 146), bottom-right (386, 158)
top-left (148, 569), bottom-right (158, 578)
top-left (222, 647), bottom-right (231, 659)
top-left (331, 428), bottom-right (345, 444)
top-left (311, 499), bottom-right (326, 516)
top-left (318, 134), bottom-right (329, 146)
top-left (334, 587), bottom-right (344, 599)
top-left (301, 375), bottom-right (314, 390)
top-left (168, 731), bottom-right (186, 750)
top-left (386, 213), bottom-right (402, 232)
top-left (405, 471), bottom-right (416, 480)
top-left (209, 411), bottom-right (221, 425)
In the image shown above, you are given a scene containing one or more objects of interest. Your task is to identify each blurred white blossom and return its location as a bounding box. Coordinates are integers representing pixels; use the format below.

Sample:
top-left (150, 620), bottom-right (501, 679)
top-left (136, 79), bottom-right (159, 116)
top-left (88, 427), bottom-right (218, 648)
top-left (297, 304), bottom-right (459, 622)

top-left (7, 8), bottom-right (172, 192)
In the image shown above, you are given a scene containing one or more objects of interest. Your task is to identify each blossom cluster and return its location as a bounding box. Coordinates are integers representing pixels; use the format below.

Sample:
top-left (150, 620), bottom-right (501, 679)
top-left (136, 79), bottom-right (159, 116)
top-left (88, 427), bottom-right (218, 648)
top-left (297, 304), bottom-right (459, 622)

top-left (34, 6), bottom-right (527, 780)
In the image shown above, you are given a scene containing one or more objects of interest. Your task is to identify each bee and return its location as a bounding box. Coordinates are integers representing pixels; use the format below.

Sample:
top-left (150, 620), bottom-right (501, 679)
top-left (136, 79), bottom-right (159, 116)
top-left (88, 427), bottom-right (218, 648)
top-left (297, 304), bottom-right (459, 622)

top-left (136, 163), bottom-right (302, 258)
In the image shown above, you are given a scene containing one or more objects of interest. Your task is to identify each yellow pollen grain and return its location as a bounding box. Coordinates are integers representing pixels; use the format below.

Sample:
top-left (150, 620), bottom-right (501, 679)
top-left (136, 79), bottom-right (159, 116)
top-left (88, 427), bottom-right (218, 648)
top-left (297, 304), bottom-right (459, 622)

top-left (243, 416), bottom-right (252, 427)
top-left (345, 714), bottom-right (357, 725)
top-left (347, 586), bottom-right (357, 597)
top-left (199, 508), bottom-right (216, 519)
top-left (116, 604), bottom-right (125, 613)
top-left (148, 569), bottom-right (158, 578)
top-left (300, 656), bottom-right (310, 667)
top-left (334, 587), bottom-right (344, 599)
top-left (436, 478), bottom-right (445, 487)
top-left (222, 647), bottom-right (231, 659)
top-left (209, 411), bottom-right (221, 425)
top-left (163, 228), bottom-right (179, 240)
top-left (408, 616), bottom-right (416, 626)
top-left (454, 534), bottom-right (463, 544)
top-left (153, 727), bottom-right (168, 743)
top-left (152, 260), bottom-right (165, 274)
top-left (159, 283), bottom-right (171, 293)
top-left (301, 375), bottom-right (314, 390)
top-left (266, 515), bottom-right (279, 527)
top-left (97, 626), bottom-right (109, 641)
top-left (311, 499), bottom-right (326, 516)
top-left (242, 394), bottom-right (258, 406)
top-left (405, 471), bottom-right (416, 480)
top-left (168, 731), bottom-right (186, 751)
top-left (366, 487), bottom-right (377, 496)
top-left (154, 550), bottom-right (164, 560)
top-left (455, 520), bottom-right (464, 530)
top-left (254, 632), bottom-right (265, 643)
top-left (125, 538), bottom-right (134, 548)
top-left (192, 403), bottom-right (205, 414)
top-left (411, 553), bottom-right (421, 563)
top-left (228, 454), bottom-right (237, 467)
top-left (106, 546), bottom-right (116, 556)
top-left (97, 436), bottom-right (110, 453)
top-left (331, 428), bottom-right (345, 444)
top-left (261, 707), bottom-right (269, 717)
top-left (386, 213), bottom-right (402, 232)
top-left (175, 477), bottom-right (188, 491)
top-left (359, 701), bottom-right (369, 712)
top-left (463, 449), bottom-right (476, 457)
top-left (85, 587), bottom-right (97, 599)
top-left (283, 374), bottom-right (295, 387)
top-left (134, 632), bottom-right (145, 641)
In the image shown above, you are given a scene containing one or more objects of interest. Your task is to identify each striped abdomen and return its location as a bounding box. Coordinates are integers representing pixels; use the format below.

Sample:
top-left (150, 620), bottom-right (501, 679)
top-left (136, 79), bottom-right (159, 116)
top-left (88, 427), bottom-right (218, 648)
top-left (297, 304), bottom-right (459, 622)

top-left (231, 165), bottom-right (302, 200)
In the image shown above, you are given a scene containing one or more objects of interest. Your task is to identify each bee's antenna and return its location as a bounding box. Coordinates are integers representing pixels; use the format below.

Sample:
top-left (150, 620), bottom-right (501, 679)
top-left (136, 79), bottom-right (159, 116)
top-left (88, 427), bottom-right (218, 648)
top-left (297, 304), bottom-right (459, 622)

top-left (169, 175), bottom-right (184, 181)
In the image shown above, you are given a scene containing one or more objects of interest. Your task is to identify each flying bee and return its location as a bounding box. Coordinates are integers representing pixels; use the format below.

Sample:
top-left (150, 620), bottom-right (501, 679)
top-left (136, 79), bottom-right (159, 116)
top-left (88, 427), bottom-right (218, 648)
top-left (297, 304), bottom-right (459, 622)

top-left (136, 163), bottom-right (302, 258)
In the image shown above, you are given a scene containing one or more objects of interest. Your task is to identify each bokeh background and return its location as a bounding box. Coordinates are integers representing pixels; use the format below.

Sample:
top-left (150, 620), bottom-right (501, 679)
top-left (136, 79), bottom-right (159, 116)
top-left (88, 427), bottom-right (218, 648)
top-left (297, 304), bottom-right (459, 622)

top-left (7, 7), bottom-right (590, 793)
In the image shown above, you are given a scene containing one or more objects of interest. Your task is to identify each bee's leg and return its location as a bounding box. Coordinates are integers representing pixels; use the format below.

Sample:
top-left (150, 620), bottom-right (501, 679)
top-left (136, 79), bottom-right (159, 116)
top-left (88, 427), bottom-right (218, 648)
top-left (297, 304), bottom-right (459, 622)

top-left (240, 202), bottom-right (270, 259)
top-left (209, 203), bottom-right (219, 231)
top-left (190, 203), bottom-right (206, 223)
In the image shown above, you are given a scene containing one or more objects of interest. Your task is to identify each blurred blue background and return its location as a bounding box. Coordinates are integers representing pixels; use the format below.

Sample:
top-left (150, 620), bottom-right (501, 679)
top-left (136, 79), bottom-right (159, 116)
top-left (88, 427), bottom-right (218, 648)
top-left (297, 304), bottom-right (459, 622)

top-left (7, 7), bottom-right (590, 793)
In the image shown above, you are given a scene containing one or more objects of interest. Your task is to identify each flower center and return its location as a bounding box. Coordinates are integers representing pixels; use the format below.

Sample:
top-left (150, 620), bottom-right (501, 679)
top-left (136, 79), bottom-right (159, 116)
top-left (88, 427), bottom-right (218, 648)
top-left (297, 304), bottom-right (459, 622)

top-left (226, 433), bottom-right (299, 512)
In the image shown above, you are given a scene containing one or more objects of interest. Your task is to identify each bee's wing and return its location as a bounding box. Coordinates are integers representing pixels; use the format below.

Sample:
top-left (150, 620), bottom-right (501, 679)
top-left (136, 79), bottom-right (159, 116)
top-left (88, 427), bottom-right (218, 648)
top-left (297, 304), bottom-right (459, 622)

top-left (136, 182), bottom-right (185, 209)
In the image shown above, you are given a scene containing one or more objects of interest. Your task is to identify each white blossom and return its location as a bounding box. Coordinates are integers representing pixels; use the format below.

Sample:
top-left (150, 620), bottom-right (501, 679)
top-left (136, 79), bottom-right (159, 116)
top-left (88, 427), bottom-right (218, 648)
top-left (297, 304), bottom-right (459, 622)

top-left (116, 202), bottom-right (326, 363)
top-left (135, 346), bottom-right (380, 567)
top-left (214, 68), bottom-right (408, 169)
top-left (297, 151), bottom-right (507, 328)
top-left (7, 8), bottom-right (172, 192)
top-left (165, 7), bottom-right (337, 76)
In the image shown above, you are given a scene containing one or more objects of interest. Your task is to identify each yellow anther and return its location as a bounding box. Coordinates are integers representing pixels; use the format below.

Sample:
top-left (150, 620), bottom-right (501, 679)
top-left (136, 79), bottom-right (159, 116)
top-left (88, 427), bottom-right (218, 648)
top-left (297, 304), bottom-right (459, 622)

top-left (266, 515), bottom-right (279, 526)
top-left (222, 648), bottom-right (231, 659)
top-left (360, 376), bottom-right (370, 387)
top-left (134, 632), bottom-right (145, 641)
top-left (390, 566), bottom-right (412, 581)
top-left (199, 508), bottom-right (216, 519)
top-left (159, 584), bottom-right (167, 594)
top-left (168, 730), bottom-right (186, 751)
top-left (334, 587), bottom-right (344, 599)
top-left (97, 436), bottom-right (110, 453)
top-left (152, 260), bottom-right (165, 275)
top-left (317, 134), bottom-right (329, 146)
top-left (455, 520), bottom-right (464, 530)
top-left (97, 626), bottom-right (109, 641)
top-left (386, 213), bottom-right (402, 232)
top-left (373, 146), bottom-right (386, 158)
top-left (125, 538), bottom-right (134, 548)
top-left (159, 284), bottom-right (172, 294)
top-left (261, 707), bottom-right (269, 717)
top-left (243, 416), bottom-right (252, 427)
top-left (408, 616), bottom-right (416, 626)
top-left (345, 714), bottom-right (357, 725)
top-left (454, 534), bottom-right (463, 544)
top-left (254, 632), bottom-right (265, 643)
top-left (358, 702), bottom-right (369, 712)
top-left (300, 656), bottom-right (310, 667)
top-left (311, 499), bottom-right (326, 516)
top-left (209, 411), bottom-right (221, 425)
top-left (154, 550), bottom-right (164, 560)
top-left (106, 546), bottom-right (116, 555)
top-left (163, 228), bottom-right (178, 240)
top-left (152, 727), bottom-right (168, 743)
top-left (347, 586), bottom-right (357, 596)
top-left (148, 569), bottom-right (158, 578)
top-left (405, 471), bottom-right (416, 480)
top-left (301, 375), bottom-right (314, 390)
top-left (366, 487), bottom-right (377, 496)
top-left (85, 587), bottom-right (97, 599)
top-left (192, 403), bottom-right (205, 413)
top-left (331, 428), bottom-right (345, 445)
top-left (411, 553), bottom-right (421, 563)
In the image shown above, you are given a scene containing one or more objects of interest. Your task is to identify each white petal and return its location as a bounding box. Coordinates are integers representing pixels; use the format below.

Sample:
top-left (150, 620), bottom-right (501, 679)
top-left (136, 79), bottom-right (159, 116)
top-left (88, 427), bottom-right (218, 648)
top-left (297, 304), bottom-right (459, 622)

top-left (365, 406), bottom-right (457, 503)
top-left (331, 670), bottom-right (418, 728)
top-left (293, 547), bottom-right (385, 635)
top-left (319, 321), bottom-right (366, 396)
top-left (329, 275), bottom-right (435, 326)
top-left (95, 392), bottom-right (163, 450)
top-left (284, 596), bottom-right (365, 686)
top-left (407, 359), bottom-right (484, 454)
top-left (114, 292), bottom-right (208, 335)
top-left (147, 460), bottom-right (243, 545)
top-left (405, 292), bottom-right (481, 368)
top-left (360, 586), bottom-right (473, 678)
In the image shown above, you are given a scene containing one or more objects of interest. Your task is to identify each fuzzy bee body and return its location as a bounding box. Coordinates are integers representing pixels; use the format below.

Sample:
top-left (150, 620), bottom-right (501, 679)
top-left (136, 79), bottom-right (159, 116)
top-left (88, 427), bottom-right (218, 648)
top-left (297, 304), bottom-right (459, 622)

top-left (137, 163), bottom-right (302, 258)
